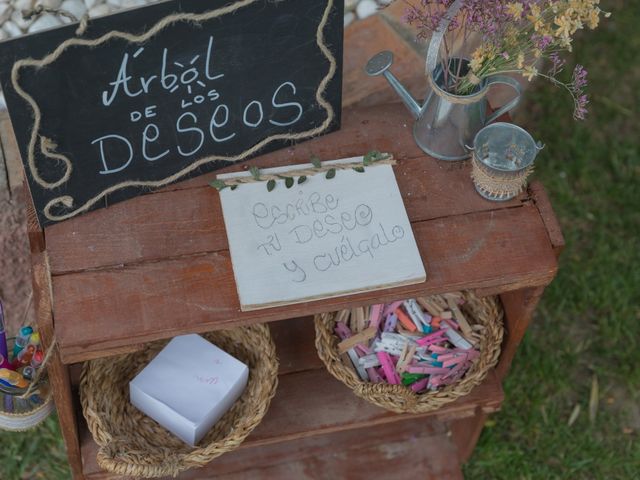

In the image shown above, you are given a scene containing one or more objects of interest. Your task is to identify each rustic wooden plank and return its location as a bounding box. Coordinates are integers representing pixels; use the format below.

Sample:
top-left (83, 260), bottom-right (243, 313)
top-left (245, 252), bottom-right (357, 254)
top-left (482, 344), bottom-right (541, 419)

top-left (81, 417), bottom-right (459, 479)
top-left (530, 181), bottom-right (565, 257)
top-left (79, 368), bottom-right (498, 478)
top-left (31, 252), bottom-right (84, 480)
top-left (450, 411), bottom-right (488, 463)
top-left (53, 205), bottom-right (556, 363)
top-left (68, 316), bottom-right (322, 388)
top-left (247, 369), bottom-right (502, 447)
top-left (44, 103), bottom-right (525, 274)
top-left (188, 432), bottom-right (463, 480)
top-left (496, 287), bottom-right (546, 380)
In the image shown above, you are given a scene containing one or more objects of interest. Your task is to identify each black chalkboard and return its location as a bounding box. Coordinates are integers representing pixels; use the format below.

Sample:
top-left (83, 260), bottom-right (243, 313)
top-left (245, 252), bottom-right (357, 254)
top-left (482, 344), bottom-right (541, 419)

top-left (0, 0), bottom-right (344, 226)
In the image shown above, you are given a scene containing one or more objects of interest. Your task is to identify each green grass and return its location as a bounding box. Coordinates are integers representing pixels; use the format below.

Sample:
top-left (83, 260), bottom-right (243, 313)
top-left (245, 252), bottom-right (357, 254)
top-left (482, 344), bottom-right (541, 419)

top-left (1, 1), bottom-right (639, 479)
top-left (465, 0), bottom-right (640, 478)
top-left (0, 416), bottom-right (69, 479)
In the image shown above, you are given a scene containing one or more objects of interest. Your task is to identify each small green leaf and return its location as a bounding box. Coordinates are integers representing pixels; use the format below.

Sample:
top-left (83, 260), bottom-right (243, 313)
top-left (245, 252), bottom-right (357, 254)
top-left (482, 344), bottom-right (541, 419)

top-left (353, 166), bottom-right (365, 173)
top-left (209, 179), bottom-right (228, 191)
top-left (311, 155), bottom-right (322, 169)
top-left (326, 168), bottom-right (336, 179)
top-left (285, 177), bottom-right (294, 188)
top-left (230, 185), bottom-right (238, 191)
top-left (298, 176), bottom-right (307, 184)
top-left (249, 166), bottom-right (261, 181)
top-left (267, 179), bottom-right (276, 192)
top-left (364, 150), bottom-right (383, 165)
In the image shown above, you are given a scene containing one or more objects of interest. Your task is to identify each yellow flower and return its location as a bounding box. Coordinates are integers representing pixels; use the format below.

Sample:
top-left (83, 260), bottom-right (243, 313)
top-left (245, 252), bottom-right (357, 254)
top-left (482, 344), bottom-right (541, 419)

top-left (523, 66), bottom-right (538, 81)
top-left (554, 15), bottom-right (573, 39)
top-left (516, 53), bottom-right (525, 69)
top-left (469, 56), bottom-right (484, 73)
top-left (507, 2), bottom-right (524, 18)
top-left (527, 5), bottom-right (547, 32)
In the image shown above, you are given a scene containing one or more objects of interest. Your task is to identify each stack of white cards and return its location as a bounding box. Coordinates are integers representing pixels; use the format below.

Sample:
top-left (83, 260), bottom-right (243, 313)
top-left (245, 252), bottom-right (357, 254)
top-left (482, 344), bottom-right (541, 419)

top-left (130, 334), bottom-right (248, 446)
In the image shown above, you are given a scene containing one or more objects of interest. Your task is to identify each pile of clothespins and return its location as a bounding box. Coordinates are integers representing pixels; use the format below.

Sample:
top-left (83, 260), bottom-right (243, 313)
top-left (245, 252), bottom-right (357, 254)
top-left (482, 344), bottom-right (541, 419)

top-left (334, 293), bottom-right (485, 393)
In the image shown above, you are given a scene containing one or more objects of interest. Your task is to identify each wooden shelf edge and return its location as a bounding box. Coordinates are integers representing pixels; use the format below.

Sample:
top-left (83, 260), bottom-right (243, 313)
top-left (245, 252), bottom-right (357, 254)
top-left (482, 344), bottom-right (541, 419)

top-left (79, 368), bottom-right (501, 478)
top-left (82, 417), bottom-right (463, 479)
top-left (55, 204), bottom-right (557, 364)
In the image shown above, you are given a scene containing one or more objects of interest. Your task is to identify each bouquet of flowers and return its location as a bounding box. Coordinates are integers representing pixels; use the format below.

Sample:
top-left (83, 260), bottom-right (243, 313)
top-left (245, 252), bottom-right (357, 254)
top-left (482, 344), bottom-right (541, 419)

top-left (402, 0), bottom-right (610, 119)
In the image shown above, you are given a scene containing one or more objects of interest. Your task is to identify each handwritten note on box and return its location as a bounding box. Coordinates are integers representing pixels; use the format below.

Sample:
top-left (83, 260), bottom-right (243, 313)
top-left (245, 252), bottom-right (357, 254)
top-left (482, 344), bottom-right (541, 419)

top-left (130, 335), bottom-right (248, 446)
top-left (218, 157), bottom-right (426, 310)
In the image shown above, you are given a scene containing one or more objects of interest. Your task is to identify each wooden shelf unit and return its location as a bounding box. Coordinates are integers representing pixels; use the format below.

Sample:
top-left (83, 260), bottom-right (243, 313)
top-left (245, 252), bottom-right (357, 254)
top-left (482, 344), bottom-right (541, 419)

top-left (1, 101), bottom-right (563, 479)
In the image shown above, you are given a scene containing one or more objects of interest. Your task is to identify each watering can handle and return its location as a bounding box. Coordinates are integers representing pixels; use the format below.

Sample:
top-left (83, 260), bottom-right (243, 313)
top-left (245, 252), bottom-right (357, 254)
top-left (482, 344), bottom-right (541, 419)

top-left (426, 0), bottom-right (465, 76)
top-left (484, 75), bottom-right (523, 125)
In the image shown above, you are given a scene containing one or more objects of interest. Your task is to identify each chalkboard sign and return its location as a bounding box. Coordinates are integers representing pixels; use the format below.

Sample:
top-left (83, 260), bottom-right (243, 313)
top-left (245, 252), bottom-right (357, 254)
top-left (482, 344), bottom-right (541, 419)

top-left (0, 0), bottom-right (344, 226)
top-left (218, 157), bottom-right (427, 310)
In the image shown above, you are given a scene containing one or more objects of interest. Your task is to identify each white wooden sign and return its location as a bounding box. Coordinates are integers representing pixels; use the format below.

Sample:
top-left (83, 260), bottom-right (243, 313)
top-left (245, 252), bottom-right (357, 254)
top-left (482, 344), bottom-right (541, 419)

top-left (218, 157), bottom-right (426, 310)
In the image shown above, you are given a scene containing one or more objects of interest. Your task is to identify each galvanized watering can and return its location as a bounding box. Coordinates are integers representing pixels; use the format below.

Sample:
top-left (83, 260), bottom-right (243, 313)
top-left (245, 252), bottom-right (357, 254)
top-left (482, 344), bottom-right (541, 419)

top-left (365, 0), bottom-right (522, 161)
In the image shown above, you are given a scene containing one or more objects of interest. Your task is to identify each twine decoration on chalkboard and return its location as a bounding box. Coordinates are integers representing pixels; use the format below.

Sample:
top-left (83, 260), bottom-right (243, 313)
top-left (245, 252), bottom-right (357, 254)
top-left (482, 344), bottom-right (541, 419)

top-left (11, 0), bottom-right (338, 223)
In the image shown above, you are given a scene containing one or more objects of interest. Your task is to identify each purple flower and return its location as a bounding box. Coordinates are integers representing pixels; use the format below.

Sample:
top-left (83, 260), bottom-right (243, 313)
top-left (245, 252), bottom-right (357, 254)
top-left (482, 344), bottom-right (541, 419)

top-left (572, 64), bottom-right (588, 90)
top-left (570, 65), bottom-right (589, 120)
top-left (574, 94), bottom-right (589, 120)
top-left (533, 34), bottom-right (553, 50)
top-left (548, 52), bottom-right (566, 75)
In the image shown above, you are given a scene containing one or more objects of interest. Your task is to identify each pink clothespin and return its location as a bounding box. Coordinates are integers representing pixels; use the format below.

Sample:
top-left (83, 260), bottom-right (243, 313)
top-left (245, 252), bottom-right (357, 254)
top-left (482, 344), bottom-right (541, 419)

top-left (443, 360), bottom-right (468, 380)
top-left (411, 377), bottom-right (430, 393)
top-left (383, 301), bottom-right (403, 317)
top-left (466, 349), bottom-right (480, 360)
top-left (442, 356), bottom-right (466, 368)
top-left (355, 344), bottom-right (373, 356)
top-left (416, 330), bottom-right (447, 347)
top-left (377, 351), bottom-right (401, 385)
top-left (334, 322), bottom-right (352, 341)
top-left (367, 367), bottom-right (383, 383)
top-left (406, 365), bottom-right (450, 375)
top-left (428, 345), bottom-right (451, 353)
top-left (443, 318), bottom-right (460, 330)
top-left (429, 375), bottom-right (444, 388)
top-left (369, 304), bottom-right (384, 329)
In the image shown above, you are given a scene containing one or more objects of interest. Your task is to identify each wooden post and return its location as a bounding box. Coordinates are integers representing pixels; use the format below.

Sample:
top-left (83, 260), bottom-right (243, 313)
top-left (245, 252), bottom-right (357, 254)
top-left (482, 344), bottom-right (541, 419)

top-left (31, 250), bottom-right (84, 479)
top-left (496, 287), bottom-right (546, 380)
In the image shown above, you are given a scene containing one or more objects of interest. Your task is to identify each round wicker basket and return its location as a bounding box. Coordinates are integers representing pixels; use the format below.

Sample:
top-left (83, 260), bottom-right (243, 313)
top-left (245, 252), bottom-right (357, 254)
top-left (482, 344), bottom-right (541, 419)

top-left (314, 291), bottom-right (503, 414)
top-left (80, 324), bottom-right (278, 478)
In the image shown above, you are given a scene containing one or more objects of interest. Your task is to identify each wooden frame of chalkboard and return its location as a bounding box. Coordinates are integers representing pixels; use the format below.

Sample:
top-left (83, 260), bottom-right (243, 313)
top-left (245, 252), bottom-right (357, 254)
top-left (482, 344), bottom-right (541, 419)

top-left (0, 0), bottom-right (344, 226)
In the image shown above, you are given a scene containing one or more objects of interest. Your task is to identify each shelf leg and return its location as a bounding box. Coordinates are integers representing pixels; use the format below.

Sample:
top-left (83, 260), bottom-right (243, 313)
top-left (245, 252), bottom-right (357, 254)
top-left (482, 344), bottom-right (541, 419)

top-left (32, 252), bottom-right (84, 479)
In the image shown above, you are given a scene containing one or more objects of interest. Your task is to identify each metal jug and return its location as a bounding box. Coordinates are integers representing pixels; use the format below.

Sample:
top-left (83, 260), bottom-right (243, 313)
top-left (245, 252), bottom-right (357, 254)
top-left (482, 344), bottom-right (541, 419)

top-left (364, 0), bottom-right (522, 161)
top-left (468, 122), bottom-right (544, 201)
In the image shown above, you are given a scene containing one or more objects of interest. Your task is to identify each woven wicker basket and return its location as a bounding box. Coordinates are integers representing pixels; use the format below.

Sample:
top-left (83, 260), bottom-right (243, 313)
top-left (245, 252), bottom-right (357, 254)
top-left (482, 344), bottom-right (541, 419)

top-left (80, 324), bottom-right (278, 478)
top-left (314, 291), bottom-right (503, 414)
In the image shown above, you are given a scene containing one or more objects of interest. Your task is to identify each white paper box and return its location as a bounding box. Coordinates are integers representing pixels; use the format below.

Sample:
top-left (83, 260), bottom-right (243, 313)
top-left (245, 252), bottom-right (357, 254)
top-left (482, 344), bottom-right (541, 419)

top-left (129, 334), bottom-right (249, 446)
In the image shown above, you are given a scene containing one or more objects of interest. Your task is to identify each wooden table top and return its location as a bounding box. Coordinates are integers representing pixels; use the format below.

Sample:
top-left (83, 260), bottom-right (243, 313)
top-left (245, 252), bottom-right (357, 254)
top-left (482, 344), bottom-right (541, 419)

top-left (17, 102), bottom-right (559, 364)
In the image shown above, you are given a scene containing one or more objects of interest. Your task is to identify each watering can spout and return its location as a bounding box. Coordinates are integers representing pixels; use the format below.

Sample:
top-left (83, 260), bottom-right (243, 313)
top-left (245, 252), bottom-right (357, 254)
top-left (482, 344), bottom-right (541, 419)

top-left (365, 51), bottom-right (422, 119)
